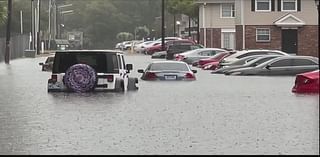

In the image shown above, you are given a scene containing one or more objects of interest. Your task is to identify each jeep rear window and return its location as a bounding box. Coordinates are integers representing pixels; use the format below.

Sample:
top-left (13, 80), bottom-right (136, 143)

top-left (52, 52), bottom-right (119, 73)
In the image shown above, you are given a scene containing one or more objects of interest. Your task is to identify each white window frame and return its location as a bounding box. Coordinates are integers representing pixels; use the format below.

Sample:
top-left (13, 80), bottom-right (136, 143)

top-left (256, 28), bottom-right (270, 42)
top-left (220, 3), bottom-right (235, 18)
top-left (281, 0), bottom-right (297, 12)
top-left (255, 0), bottom-right (271, 12)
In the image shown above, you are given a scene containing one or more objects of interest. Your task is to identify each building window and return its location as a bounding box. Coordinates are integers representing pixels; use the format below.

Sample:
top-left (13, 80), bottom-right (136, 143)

top-left (221, 3), bottom-right (235, 18)
top-left (256, 28), bottom-right (270, 42)
top-left (256, 0), bottom-right (271, 11)
top-left (282, 0), bottom-right (297, 11)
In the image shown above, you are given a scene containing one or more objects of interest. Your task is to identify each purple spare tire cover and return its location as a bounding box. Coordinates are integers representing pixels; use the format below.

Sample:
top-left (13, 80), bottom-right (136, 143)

top-left (63, 64), bottom-right (97, 93)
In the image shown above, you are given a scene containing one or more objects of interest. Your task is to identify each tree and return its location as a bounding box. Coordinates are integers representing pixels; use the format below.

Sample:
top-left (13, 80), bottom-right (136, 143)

top-left (135, 26), bottom-right (150, 40)
top-left (0, 1), bottom-right (7, 27)
top-left (116, 32), bottom-right (133, 41)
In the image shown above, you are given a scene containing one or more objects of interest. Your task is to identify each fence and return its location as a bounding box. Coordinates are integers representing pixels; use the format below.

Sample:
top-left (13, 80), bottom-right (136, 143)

top-left (0, 34), bottom-right (29, 62)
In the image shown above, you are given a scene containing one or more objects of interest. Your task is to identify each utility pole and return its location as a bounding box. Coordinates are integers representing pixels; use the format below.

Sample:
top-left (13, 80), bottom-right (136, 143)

top-left (31, 0), bottom-right (35, 50)
top-left (36, 0), bottom-right (41, 55)
top-left (5, 0), bottom-right (12, 64)
top-left (161, 0), bottom-right (165, 51)
top-left (48, 0), bottom-right (52, 50)
top-left (20, 10), bottom-right (23, 34)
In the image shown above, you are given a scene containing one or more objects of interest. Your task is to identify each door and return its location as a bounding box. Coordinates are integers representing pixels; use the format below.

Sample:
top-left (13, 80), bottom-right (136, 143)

top-left (282, 29), bottom-right (297, 54)
top-left (221, 32), bottom-right (235, 50)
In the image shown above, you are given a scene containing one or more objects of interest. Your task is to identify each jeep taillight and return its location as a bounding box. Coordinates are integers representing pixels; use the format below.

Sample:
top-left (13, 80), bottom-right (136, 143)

top-left (106, 75), bottom-right (114, 82)
top-left (51, 75), bottom-right (57, 83)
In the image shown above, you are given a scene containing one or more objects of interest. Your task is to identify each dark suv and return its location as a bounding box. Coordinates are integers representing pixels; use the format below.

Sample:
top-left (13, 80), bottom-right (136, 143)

top-left (48, 50), bottom-right (138, 92)
top-left (166, 44), bottom-right (203, 60)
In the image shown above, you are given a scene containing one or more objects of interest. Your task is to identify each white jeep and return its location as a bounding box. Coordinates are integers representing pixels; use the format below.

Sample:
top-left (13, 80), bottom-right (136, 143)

top-left (47, 50), bottom-right (138, 92)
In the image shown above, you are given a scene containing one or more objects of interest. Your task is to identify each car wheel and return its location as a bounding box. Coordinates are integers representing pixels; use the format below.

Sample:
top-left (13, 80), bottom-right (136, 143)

top-left (128, 77), bottom-right (139, 91)
top-left (63, 64), bottom-right (97, 93)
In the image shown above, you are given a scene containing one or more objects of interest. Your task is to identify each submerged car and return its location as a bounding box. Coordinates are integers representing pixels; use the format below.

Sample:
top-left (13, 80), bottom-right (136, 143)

top-left (175, 48), bottom-right (227, 64)
top-left (222, 49), bottom-right (289, 64)
top-left (138, 61), bottom-right (197, 81)
top-left (151, 51), bottom-right (167, 59)
top-left (292, 70), bottom-right (319, 94)
top-left (212, 55), bottom-right (265, 74)
top-left (48, 50), bottom-right (138, 93)
top-left (222, 55), bottom-right (282, 75)
top-left (197, 51), bottom-right (233, 68)
top-left (39, 56), bottom-right (55, 71)
top-left (225, 56), bottom-right (319, 76)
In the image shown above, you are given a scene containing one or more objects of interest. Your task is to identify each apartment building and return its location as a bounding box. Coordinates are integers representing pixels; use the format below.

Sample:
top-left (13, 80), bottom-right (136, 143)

top-left (196, 0), bottom-right (319, 57)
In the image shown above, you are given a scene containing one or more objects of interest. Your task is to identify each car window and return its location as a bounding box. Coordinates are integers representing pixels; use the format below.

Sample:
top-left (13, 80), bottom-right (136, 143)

top-left (149, 63), bottom-right (189, 71)
top-left (253, 56), bottom-right (278, 66)
top-left (117, 55), bottom-right (122, 69)
top-left (53, 52), bottom-right (119, 73)
top-left (270, 59), bottom-right (292, 67)
top-left (292, 59), bottom-right (318, 66)
top-left (237, 52), bottom-right (262, 59)
top-left (121, 55), bottom-right (126, 69)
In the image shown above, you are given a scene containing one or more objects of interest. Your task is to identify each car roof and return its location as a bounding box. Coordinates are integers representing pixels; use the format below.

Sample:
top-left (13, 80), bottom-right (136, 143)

top-left (151, 60), bottom-right (188, 64)
top-left (256, 55), bottom-right (319, 67)
top-left (298, 70), bottom-right (319, 79)
top-left (230, 49), bottom-right (287, 57)
top-left (55, 50), bottom-right (124, 54)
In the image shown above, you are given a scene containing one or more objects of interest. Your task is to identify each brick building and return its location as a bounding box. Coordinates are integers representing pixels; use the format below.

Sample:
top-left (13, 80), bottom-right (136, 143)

top-left (196, 0), bottom-right (319, 57)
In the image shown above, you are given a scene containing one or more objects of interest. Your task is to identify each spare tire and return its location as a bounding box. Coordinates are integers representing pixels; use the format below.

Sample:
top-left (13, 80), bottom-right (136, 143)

top-left (63, 64), bottom-right (97, 93)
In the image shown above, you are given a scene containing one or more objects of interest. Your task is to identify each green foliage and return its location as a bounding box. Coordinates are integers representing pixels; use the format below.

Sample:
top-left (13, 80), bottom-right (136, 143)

top-left (116, 32), bottom-right (133, 41)
top-left (135, 26), bottom-right (150, 40)
top-left (0, 1), bottom-right (7, 25)
top-left (166, 0), bottom-right (199, 20)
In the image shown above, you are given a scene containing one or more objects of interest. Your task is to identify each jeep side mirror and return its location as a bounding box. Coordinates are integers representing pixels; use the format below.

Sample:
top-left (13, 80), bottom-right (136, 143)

top-left (137, 69), bottom-right (144, 73)
top-left (39, 63), bottom-right (44, 66)
top-left (192, 70), bottom-right (197, 74)
top-left (126, 64), bottom-right (133, 71)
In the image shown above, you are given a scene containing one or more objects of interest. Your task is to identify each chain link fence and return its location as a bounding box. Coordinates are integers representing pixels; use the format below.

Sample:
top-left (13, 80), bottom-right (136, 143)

top-left (0, 34), bottom-right (29, 62)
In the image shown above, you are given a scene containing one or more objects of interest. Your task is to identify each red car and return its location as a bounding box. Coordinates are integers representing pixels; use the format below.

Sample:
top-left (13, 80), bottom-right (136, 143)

top-left (197, 52), bottom-right (232, 69)
top-left (292, 70), bottom-right (319, 93)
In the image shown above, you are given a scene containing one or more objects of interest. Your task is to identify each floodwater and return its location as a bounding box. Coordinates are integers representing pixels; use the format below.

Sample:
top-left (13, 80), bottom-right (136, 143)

top-left (0, 54), bottom-right (318, 155)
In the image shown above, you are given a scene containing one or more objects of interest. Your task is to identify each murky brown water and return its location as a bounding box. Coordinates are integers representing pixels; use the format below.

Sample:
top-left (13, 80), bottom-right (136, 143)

top-left (0, 54), bottom-right (318, 154)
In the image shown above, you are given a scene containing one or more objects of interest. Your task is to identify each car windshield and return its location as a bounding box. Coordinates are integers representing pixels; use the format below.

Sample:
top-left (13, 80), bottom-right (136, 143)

top-left (149, 62), bottom-right (190, 71)
top-left (52, 52), bottom-right (119, 73)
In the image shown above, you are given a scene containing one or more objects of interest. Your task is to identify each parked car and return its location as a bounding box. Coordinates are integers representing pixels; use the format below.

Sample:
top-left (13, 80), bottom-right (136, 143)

top-left (166, 44), bottom-right (203, 60)
top-left (175, 48), bottom-right (228, 64)
top-left (197, 51), bottom-right (233, 68)
top-left (39, 56), bottom-right (55, 71)
top-left (48, 50), bottom-right (138, 92)
top-left (146, 39), bottom-right (196, 55)
top-left (212, 55), bottom-right (265, 74)
top-left (134, 41), bottom-right (156, 53)
top-left (137, 61), bottom-right (197, 81)
top-left (292, 70), bottom-right (319, 93)
top-left (151, 51), bottom-right (167, 59)
top-left (225, 56), bottom-right (319, 76)
top-left (222, 55), bottom-right (282, 75)
top-left (221, 49), bottom-right (289, 64)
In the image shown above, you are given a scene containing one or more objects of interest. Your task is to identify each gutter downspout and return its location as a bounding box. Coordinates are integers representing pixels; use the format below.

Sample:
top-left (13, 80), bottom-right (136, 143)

top-left (203, 3), bottom-right (207, 47)
top-left (241, 0), bottom-right (245, 50)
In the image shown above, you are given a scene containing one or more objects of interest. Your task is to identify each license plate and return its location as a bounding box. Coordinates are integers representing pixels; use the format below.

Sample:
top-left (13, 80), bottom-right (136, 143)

top-left (164, 75), bottom-right (177, 80)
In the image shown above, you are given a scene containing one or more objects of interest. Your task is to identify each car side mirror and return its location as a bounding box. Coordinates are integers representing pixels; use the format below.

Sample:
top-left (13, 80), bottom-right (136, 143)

top-left (137, 69), bottom-right (144, 73)
top-left (192, 70), bottom-right (197, 74)
top-left (266, 65), bottom-right (271, 70)
top-left (39, 63), bottom-right (44, 66)
top-left (126, 64), bottom-right (133, 71)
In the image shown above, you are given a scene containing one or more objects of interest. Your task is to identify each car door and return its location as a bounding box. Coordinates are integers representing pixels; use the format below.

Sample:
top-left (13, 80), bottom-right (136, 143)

top-left (263, 59), bottom-right (293, 75)
top-left (290, 58), bottom-right (319, 75)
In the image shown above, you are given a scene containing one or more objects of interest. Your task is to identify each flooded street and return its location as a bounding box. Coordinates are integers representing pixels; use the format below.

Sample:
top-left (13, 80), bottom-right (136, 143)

top-left (0, 54), bottom-right (319, 155)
